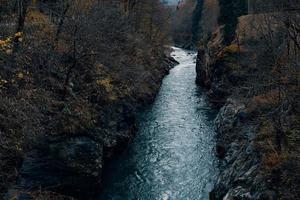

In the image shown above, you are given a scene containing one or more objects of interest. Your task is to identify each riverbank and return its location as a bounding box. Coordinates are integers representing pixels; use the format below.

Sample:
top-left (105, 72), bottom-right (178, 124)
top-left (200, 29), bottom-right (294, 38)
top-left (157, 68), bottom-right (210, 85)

top-left (196, 8), bottom-right (300, 200)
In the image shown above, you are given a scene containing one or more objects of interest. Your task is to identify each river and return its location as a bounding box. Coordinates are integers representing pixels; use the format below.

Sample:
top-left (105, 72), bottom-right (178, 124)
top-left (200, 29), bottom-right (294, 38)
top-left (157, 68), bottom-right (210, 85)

top-left (98, 47), bottom-right (217, 200)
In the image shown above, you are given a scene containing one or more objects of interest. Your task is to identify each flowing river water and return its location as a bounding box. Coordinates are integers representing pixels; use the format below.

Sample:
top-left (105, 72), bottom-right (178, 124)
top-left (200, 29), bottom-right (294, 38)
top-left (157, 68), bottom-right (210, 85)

top-left (98, 47), bottom-right (217, 200)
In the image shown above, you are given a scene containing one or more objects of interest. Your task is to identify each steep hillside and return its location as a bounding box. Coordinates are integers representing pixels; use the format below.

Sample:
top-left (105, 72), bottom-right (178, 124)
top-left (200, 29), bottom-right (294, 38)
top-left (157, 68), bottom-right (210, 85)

top-left (0, 1), bottom-right (177, 199)
top-left (196, 1), bottom-right (300, 199)
top-left (171, 0), bottom-right (204, 49)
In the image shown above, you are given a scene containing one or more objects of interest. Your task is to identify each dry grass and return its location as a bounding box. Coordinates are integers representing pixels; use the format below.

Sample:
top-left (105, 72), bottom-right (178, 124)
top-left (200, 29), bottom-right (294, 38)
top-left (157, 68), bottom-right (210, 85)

top-left (247, 90), bottom-right (281, 114)
top-left (217, 44), bottom-right (244, 60)
top-left (262, 151), bottom-right (287, 170)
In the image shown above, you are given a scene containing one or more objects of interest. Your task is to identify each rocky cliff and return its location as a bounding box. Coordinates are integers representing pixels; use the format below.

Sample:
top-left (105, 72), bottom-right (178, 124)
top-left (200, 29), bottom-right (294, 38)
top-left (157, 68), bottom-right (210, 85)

top-left (196, 1), bottom-right (300, 199)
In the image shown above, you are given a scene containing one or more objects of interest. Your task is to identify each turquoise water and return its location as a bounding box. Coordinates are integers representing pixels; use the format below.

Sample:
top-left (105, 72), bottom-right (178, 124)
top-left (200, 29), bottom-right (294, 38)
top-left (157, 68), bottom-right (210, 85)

top-left (98, 47), bottom-right (217, 200)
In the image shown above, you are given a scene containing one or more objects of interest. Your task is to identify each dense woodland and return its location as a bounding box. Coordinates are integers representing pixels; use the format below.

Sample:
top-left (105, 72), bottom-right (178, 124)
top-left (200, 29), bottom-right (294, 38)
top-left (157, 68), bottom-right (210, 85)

top-left (0, 0), bottom-right (176, 199)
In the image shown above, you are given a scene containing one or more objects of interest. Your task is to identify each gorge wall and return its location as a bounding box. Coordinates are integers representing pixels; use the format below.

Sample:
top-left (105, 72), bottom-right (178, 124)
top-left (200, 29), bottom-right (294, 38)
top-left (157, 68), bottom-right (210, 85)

top-left (196, 0), bottom-right (300, 199)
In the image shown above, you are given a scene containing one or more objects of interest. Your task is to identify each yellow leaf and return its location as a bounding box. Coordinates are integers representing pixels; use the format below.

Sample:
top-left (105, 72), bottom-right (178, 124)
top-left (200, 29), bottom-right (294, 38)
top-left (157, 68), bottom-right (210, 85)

top-left (17, 72), bottom-right (24, 79)
top-left (15, 32), bottom-right (22, 37)
top-left (5, 37), bottom-right (11, 42)
top-left (5, 49), bottom-right (12, 55)
top-left (0, 40), bottom-right (5, 46)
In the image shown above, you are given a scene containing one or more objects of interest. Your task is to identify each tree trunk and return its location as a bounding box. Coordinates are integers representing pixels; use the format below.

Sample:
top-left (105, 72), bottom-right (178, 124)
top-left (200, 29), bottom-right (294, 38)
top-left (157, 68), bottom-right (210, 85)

top-left (14, 0), bottom-right (30, 52)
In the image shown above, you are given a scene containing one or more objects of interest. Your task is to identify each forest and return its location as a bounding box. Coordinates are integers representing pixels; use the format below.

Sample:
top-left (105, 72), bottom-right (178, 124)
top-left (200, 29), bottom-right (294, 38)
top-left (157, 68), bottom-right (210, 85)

top-left (0, 0), bottom-right (178, 199)
top-left (0, 0), bottom-right (300, 199)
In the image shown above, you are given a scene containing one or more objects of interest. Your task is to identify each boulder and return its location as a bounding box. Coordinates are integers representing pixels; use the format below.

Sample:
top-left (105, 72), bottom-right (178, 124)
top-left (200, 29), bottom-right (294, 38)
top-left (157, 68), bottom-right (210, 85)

top-left (215, 99), bottom-right (245, 134)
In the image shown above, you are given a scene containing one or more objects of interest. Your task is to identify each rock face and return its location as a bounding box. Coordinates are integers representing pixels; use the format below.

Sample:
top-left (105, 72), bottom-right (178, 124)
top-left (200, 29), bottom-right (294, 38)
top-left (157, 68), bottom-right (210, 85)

top-left (196, 0), bottom-right (300, 199)
top-left (197, 24), bottom-right (267, 199)
top-left (212, 100), bottom-right (268, 200)
top-left (196, 28), bottom-right (268, 200)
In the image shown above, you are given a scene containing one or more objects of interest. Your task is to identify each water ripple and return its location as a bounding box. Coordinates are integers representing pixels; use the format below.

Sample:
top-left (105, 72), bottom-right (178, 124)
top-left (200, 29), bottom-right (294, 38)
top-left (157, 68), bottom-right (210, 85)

top-left (98, 47), bottom-right (218, 200)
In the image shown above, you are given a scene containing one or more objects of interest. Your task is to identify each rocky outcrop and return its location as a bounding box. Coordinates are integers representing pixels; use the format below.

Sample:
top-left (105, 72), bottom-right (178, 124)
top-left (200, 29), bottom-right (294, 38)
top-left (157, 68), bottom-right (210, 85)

top-left (196, 1), bottom-right (300, 199)
top-left (196, 29), bottom-right (274, 200)
top-left (212, 100), bottom-right (271, 200)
